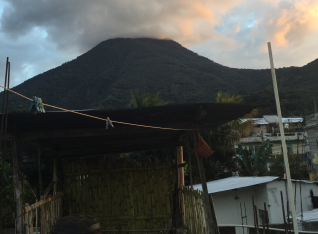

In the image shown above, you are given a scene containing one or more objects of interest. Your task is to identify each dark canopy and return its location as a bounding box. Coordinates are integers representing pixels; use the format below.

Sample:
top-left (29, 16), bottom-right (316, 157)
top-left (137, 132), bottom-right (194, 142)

top-left (5, 103), bottom-right (255, 158)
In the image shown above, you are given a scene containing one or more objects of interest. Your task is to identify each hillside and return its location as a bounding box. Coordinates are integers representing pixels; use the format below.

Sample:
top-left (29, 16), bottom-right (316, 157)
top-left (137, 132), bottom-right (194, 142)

top-left (4, 38), bottom-right (318, 116)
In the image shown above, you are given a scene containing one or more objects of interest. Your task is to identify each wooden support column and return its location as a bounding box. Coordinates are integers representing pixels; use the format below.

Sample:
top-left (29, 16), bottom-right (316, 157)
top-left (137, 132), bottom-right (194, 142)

top-left (12, 136), bottom-right (23, 234)
top-left (193, 131), bottom-right (216, 234)
top-left (177, 146), bottom-right (184, 187)
top-left (38, 147), bottom-right (42, 197)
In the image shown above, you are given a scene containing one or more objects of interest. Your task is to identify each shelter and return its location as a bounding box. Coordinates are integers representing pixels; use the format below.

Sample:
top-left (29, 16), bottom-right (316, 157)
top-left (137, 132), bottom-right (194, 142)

top-left (193, 176), bottom-right (318, 233)
top-left (2, 103), bottom-right (255, 234)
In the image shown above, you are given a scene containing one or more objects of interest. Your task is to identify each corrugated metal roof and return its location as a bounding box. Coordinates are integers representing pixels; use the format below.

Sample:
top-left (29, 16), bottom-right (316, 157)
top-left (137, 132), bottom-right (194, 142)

top-left (242, 116), bottom-right (303, 125)
top-left (263, 115), bottom-right (303, 124)
top-left (263, 115), bottom-right (279, 124)
top-left (292, 209), bottom-right (318, 222)
top-left (282, 117), bottom-right (303, 123)
top-left (252, 118), bottom-right (268, 125)
top-left (192, 176), bottom-right (279, 193)
top-left (192, 177), bottom-right (317, 194)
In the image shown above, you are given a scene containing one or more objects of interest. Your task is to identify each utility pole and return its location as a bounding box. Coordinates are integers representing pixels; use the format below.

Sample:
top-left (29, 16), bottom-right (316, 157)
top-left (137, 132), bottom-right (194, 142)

top-left (267, 42), bottom-right (299, 234)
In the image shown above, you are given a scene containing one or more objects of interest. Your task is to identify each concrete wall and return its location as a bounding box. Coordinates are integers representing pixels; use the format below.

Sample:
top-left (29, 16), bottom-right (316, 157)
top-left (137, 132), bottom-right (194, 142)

top-left (212, 184), bottom-right (269, 234)
top-left (266, 180), bottom-right (318, 223)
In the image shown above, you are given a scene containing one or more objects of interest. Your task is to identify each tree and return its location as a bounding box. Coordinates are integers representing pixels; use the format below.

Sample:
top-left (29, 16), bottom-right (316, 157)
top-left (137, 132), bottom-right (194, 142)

top-left (268, 153), bottom-right (309, 180)
top-left (215, 90), bottom-right (258, 138)
top-left (236, 141), bottom-right (272, 176)
top-left (128, 91), bottom-right (171, 108)
top-left (216, 90), bottom-right (243, 103)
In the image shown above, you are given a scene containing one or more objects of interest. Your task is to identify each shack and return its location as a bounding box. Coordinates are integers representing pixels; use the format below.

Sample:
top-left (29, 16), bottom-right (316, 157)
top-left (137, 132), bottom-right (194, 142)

top-left (2, 103), bottom-right (255, 234)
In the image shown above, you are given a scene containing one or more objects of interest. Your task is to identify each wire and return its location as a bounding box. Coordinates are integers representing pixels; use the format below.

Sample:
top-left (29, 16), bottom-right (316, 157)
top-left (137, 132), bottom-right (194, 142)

top-left (0, 85), bottom-right (196, 131)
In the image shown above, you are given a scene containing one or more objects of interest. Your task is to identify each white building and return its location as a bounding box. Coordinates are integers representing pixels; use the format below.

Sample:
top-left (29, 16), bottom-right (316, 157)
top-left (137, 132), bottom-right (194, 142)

top-left (235, 115), bottom-right (307, 159)
top-left (193, 176), bottom-right (318, 233)
top-left (305, 112), bottom-right (318, 181)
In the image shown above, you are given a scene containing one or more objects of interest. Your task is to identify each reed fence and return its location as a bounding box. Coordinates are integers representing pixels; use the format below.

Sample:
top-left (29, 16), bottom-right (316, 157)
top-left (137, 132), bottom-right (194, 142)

top-left (181, 187), bottom-right (209, 234)
top-left (63, 158), bottom-right (176, 234)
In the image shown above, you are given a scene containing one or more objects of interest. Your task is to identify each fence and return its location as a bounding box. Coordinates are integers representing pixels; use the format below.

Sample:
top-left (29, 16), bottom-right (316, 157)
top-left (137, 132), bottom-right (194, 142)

top-left (181, 187), bottom-right (209, 234)
top-left (63, 158), bottom-right (176, 233)
top-left (23, 193), bottom-right (63, 234)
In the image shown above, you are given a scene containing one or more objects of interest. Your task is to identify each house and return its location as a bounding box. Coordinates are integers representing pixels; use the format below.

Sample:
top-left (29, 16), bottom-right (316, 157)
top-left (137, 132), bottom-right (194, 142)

top-left (192, 176), bottom-right (318, 233)
top-left (235, 115), bottom-right (307, 158)
top-left (305, 112), bottom-right (318, 181)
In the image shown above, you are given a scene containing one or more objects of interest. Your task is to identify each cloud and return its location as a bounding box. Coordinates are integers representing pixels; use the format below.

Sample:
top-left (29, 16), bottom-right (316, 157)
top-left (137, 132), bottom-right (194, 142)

top-left (189, 0), bottom-right (318, 69)
top-left (0, 0), bottom-right (242, 52)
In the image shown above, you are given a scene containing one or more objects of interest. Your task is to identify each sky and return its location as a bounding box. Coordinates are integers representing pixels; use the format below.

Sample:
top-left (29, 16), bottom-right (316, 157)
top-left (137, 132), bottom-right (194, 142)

top-left (0, 0), bottom-right (317, 87)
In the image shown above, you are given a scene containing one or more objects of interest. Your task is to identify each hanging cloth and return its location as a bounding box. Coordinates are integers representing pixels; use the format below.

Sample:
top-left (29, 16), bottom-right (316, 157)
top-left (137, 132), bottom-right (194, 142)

top-left (29, 96), bottom-right (45, 114)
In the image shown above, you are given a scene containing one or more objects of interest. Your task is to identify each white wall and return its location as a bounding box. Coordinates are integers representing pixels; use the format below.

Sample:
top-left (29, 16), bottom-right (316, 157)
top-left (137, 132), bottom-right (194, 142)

top-left (211, 180), bottom-right (318, 234)
top-left (212, 184), bottom-right (269, 234)
top-left (266, 180), bottom-right (318, 225)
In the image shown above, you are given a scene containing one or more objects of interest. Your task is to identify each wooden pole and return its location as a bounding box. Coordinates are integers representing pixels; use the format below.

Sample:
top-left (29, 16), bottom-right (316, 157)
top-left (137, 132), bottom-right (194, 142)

top-left (186, 133), bottom-right (193, 188)
top-left (280, 191), bottom-right (289, 234)
top-left (38, 147), bottom-right (42, 197)
top-left (53, 159), bottom-right (57, 194)
top-left (264, 203), bottom-right (269, 234)
top-left (267, 42), bottom-right (299, 234)
top-left (252, 196), bottom-right (259, 234)
top-left (193, 130), bottom-right (216, 234)
top-left (177, 146), bottom-right (184, 186)
top-left (12, 136), bottom-right (23, 234)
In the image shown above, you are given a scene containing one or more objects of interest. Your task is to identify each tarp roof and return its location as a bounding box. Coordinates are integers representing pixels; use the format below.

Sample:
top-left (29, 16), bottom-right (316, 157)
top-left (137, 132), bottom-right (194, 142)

top-left (5, 103), bottom-right (255, 158)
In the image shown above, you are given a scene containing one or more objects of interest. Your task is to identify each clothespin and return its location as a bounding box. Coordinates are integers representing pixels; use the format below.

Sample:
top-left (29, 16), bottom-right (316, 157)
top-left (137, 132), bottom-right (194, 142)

top-left (29, 96), bottom-right (45, 114)
top-left (106, 117), bottom-right (114, 129)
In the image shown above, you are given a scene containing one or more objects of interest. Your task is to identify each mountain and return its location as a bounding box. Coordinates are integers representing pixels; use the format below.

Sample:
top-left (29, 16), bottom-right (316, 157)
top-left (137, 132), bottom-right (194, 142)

top-left (4, 38), bottom-right (318, 116)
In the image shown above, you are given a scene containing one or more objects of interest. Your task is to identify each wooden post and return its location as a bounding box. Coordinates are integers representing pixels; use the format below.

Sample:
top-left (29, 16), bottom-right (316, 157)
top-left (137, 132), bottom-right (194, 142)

top-left (53, 158), bottom-right (57, 194)
top-left (186, 133), bottom-right (193, 188)
top-left (280, 191), bottom-right (289, 234)
top-left (252, 196), bottom-right (259, 234)
top-left (264, 203), bottom-right (269, 234)
top-left (12, 136), bottom-right (23, 234)
top-left (38, 147), bottom-right (42, 197)
top-left (177, 146), bottom-right (184, 186)
top-left (193, 131), bottom-right (216, 234)
top-left (268, 42), bottom-right (299, 234)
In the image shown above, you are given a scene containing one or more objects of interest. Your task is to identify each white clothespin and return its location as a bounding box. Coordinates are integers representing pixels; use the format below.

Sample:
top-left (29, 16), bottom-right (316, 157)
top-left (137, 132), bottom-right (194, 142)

top-left (106, 117), bottom-right (114, 129)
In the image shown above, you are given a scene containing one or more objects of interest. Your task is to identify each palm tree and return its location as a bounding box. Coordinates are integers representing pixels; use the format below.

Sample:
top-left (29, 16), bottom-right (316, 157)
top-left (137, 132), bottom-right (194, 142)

top-left (215, 90), bottom-right (258, 139)
top-left (128, 91), bottom-right (171, 108)
top-left (216, 91), bottom-right (243, 103)
top-left (236, 141), bottom-right (272, 176)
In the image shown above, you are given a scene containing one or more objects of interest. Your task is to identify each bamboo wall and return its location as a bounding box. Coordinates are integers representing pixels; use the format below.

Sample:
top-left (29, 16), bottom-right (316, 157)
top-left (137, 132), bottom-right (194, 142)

top-left (181, 187), bottom-right (209, 234)
top-left (63, 158), bottom-right (176, 233)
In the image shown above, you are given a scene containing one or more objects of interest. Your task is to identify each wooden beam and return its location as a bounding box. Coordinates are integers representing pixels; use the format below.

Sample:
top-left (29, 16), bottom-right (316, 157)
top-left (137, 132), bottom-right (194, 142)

top-left (16, 123), bottom-right (188, 141)
top-left (193, 131), bottom-right (216, 234)
top-left (24, 193), bottom-right (63, 213)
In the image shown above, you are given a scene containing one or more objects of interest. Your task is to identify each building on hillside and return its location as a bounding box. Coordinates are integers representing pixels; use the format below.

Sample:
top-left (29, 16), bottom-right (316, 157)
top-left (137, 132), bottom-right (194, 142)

top-left (305, 112), bottom-right (318, 181)
top-left (235, 115), bottom-right (307, 158)
top-left (193, 176), bottom-right (318, 233)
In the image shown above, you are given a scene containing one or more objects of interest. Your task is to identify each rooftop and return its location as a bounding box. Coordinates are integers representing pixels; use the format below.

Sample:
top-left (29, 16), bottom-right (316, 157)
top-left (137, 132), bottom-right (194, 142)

top-left (192, 176), bottom-right (318, 194)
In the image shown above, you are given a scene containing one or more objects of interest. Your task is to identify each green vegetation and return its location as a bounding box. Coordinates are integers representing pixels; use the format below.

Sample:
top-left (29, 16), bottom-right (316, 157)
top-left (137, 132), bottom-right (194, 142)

top-left (0, 157), bottom-right (35, 229)
top-left (268, 153), bottom-right (309, 180)
top-left (236, 141), bottom-right (272, 176)
top-left (128, 91), bottom-right (171, 107)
